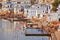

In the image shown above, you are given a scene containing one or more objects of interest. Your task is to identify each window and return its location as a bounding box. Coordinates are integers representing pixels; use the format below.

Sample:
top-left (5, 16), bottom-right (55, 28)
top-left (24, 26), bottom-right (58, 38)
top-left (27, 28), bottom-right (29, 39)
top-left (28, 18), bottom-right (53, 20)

top-left (59, 18), bottom-right (60, 21)
top-left (17, 2), bottom-right (21, 4)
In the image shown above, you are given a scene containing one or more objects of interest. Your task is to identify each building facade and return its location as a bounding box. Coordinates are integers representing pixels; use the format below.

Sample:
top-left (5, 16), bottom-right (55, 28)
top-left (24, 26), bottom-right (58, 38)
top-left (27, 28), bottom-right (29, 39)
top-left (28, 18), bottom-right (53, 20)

top-left (24, 4), bottom-right (51, 18)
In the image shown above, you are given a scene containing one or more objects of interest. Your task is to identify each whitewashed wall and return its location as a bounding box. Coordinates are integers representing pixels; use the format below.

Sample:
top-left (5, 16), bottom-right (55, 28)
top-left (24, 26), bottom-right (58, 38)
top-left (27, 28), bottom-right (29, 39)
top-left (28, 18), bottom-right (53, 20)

top-left (49, 12), bottom-right (58, 21)
top-left (24, 4), bottom-right (51, 18)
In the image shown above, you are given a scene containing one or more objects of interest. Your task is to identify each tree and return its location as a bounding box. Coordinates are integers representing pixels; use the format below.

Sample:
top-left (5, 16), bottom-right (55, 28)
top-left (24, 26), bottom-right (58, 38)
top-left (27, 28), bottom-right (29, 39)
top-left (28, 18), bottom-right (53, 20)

top-left (51, 0), bottom-right (60, 12)
top-left (31, 0), bottom-right (37, 5)
top-left (0, 2), bottom-right (2, 9)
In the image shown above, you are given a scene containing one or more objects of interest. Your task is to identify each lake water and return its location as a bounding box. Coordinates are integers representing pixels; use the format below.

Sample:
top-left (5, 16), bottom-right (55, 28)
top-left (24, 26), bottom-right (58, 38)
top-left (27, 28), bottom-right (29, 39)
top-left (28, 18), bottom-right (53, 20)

top-left (0, 19), bottom-right (50, 40)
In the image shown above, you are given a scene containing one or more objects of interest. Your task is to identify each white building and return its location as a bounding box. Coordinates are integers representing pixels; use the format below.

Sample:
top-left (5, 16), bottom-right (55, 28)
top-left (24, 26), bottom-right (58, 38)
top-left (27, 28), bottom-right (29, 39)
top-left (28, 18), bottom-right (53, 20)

top-left (24, 4), bottom-right (51, 18)
top-left (2, 2), bottom-right (10, 10)
top-left (47, 4), bottom-right (60, 21)
top-left (49, 12), bottom-right (58, 21)
top-left (20, 1), bottom-right (31, 8)
top-left (57, 5), bottom-right (60, 31)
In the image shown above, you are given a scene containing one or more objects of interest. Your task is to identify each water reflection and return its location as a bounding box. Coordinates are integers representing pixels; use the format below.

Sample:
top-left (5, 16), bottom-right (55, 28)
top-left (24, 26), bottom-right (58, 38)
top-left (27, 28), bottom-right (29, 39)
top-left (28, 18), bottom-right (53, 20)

top-left (0, 19), bottom-right (19, 40)
top-left (0, 19), bottom-right (50, 40)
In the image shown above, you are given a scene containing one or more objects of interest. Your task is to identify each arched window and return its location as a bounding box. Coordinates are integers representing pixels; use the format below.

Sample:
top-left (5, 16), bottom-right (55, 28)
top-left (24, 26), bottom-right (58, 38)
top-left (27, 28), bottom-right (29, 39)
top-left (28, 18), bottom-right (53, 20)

top-left (38, 7), bottom-right (39, 8)
top-left (27, 10), bottom-right (28, 13)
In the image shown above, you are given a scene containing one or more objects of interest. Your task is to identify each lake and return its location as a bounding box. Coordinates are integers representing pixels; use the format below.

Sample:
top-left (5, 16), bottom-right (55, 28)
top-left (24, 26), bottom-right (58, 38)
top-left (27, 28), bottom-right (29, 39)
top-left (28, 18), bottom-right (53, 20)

top-left (0, 19), bottom-right (51, 40)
